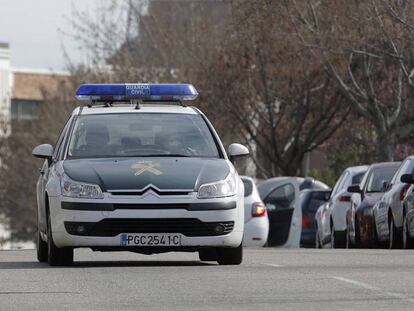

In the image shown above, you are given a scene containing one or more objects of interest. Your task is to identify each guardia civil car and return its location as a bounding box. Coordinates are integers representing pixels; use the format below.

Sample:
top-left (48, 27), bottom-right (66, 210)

top-left (33, 83), bottom-right (249, 266)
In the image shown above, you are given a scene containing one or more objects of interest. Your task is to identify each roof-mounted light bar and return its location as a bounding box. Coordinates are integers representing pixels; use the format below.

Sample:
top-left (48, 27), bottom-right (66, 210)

top-left (75, 83), bottom-right (199, 101)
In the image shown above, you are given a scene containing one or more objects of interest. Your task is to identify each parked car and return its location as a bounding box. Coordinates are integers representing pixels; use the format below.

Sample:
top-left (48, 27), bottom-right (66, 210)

top-left (373, 156), bottom-right (414, 248)
top-left (299, 189), bottom-right (330, 247)
top-left (400, 174), bottom-right (414, 248)
top-left (241, 176), bottom-right (269, 247)
top-left (258, 177), bottom-right (328, 248)
top-left (315, 165), bottom-right (368, 248)
top-left (346, 162), bottom-right (400, 248)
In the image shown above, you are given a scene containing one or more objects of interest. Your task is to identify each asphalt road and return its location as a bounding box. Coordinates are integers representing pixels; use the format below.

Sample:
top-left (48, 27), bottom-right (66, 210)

top-left (0, 248), bottom-right (414, 310)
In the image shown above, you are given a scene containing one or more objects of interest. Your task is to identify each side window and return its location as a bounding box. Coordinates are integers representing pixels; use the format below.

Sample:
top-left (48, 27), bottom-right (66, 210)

top-left (264, 183), bottom-right (295, 211)
top-left (52, 117), bottom-right (73, 161)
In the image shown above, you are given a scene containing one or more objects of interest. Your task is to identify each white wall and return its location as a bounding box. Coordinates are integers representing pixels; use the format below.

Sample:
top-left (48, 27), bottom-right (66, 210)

top-left (0, 42), bottom-right (11, 137)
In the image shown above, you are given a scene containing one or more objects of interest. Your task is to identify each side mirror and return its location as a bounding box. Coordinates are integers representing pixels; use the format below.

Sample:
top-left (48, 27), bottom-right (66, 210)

top-left (324, 191), bottom-right (331, 201)
top-left (32, 144), bottom-right (53, 162)
top-left (347, 184), bottom-right (362, 193)
top-left (227, 143), bottom-right (249, 162)
top-left (381, 180), bottom-right (389, 192)
top-left (401, 174), bottom-right (414, 184)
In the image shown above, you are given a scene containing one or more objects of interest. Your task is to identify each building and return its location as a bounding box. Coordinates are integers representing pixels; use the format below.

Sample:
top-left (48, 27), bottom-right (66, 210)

top-left (0, 42), bottom-right (70, 137)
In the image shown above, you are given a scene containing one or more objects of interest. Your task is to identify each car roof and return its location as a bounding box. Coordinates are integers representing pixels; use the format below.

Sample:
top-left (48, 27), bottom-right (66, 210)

top-left (345, 165), bottom-right (369, 174)
top-left (368, 161), bottom-right (401, 169)
top-left (72, 104), bottom-right (199, 116)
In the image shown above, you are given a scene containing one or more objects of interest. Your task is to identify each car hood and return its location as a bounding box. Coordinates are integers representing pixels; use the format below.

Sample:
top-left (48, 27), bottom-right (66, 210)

top-left (63, 157), bottom-right (230, 192)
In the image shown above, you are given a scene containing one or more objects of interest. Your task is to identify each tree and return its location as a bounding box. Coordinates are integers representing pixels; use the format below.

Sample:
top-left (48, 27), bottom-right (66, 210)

top-left (287, 0), bottom-right (414, 161)
top-left (203, 1), bottom-right (349, 176)
top-left (69, 0), bottom-right (351, 176)
top-left (0, 79), bottom-right (76, 242)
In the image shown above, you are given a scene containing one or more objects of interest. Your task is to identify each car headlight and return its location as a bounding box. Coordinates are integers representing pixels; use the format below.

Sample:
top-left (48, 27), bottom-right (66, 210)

top-left (61, 173), bottom-right (104, 199)
top-left (197, 172), bottom-right (237, 199)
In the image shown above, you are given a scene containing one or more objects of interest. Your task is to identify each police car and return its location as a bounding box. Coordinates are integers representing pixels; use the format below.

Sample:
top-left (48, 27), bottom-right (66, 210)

top-left (32, 83), bottom-right (249, 266)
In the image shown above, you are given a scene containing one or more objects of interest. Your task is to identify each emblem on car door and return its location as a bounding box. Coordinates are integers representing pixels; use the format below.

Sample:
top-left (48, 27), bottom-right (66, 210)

top-left (131, 161), bottom-right (163, 176)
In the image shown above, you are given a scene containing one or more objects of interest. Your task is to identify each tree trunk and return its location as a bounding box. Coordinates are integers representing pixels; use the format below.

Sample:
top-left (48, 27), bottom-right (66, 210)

top-left (376, 128), bottom-right (395, 162)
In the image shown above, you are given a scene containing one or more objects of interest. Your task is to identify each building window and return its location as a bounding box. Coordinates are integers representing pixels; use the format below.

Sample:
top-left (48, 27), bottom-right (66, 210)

top-left (11, 100), bottom-right (40, 120)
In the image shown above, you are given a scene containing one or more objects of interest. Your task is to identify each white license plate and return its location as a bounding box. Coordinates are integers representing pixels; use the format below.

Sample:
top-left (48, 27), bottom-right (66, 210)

top-left (120, 233), bottom-right (182, 246)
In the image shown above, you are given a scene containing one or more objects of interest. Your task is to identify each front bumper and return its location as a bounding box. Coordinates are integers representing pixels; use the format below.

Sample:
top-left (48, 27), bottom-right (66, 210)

top-left (48, 192), bottom-right (244, 249)
top-left (243, 217), bottom-right (269, 247)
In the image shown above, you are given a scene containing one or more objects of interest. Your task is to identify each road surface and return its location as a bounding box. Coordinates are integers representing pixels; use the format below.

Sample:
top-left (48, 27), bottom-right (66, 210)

top-left (0, 248), bottom-right (414, 310)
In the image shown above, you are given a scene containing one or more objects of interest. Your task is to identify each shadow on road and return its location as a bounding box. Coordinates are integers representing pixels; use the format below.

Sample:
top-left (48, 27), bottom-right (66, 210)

top-left (74, 260), bottom-right (215, 268)
top-left (0, 260), bottom-right (215, 269)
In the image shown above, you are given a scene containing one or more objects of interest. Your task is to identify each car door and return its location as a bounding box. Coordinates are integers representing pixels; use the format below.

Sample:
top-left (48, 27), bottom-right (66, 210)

top-left (262, 180), bottom-right (301, 248)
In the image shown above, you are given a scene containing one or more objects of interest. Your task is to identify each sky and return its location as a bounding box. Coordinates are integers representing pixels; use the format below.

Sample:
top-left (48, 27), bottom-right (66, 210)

top-left (0, 0), bottom-right (100, 71)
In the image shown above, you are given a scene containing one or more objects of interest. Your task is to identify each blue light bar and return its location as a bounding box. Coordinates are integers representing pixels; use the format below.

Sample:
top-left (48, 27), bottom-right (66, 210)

top-left (76, 83), bottom-right (199, 101)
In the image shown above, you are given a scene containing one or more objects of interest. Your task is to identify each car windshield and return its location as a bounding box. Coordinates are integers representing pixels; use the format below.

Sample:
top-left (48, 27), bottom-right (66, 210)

top-left (67, 113), bottom-right (220, 158)
top-left (242, 179), bottom-right (253, 197)
top-left (366, 166), bottom-right (399, 193)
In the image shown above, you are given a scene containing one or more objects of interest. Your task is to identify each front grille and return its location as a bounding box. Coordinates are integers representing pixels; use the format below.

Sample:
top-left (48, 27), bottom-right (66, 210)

top-left (110, 191), bottom-right (191, 196)
top-left (61, 201), bottom-right (237, 211)
top-left (65, 218), bottom-right (234, 237)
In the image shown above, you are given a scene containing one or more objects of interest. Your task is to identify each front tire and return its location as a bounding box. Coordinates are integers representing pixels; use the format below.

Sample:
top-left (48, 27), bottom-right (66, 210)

top-left (36, 231), bottom-right (48, 262)
top-left (47, 212), bottom-right (73, 266)
top-left (217, 244), bottom-right (243, 265)
top-left (346, 228), bottom-right (353, 249)
top-left (331, 225), bottom-right (346, 249)
top-left (372, 218), bottom-right (383, 249)
top-left (389, 216), bottom-right (402, 249)
top-left (315, 229), bottom-right (322, 249)
top-left (403, 215), bottom-right (414, 249)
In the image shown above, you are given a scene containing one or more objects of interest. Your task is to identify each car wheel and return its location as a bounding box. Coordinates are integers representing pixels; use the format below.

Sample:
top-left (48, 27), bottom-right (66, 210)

top-left (331, 227), bottom-right (346, 249)
top-left (389, 217), bottom-right (402, 249)
top-left (346, 227), bottom-right (353, 249)
top-left (315, 230), bottom-right (322, 249)
top-left (330, 222), bottom-right (336, 249)
top-left (217, 244), bottom-right (243, 265)
top-left (403, 216), bottom-right (414, 249)
top-left (47, 212), bottom-right (73, 266)
top-left (36, 230), bottom-right (48, 262)
top-left (372, 218), bottom-right (382, 249)
top-left (199, 248), bottom-right (218, 261)
top-left (354, 218), bottom-right (361, 248)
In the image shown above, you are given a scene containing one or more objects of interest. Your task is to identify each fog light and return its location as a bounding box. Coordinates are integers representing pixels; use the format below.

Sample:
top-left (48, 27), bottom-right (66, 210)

top-left (77, 225), bottom-right (87, 234)
top-left (213, 224), bottom-right (225, 234)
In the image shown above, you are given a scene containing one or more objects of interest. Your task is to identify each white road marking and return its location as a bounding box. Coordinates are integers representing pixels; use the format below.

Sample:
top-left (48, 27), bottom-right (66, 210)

top-left (264, 263), bottom-right (285, 268)
top-left (331, 276), bottom-right (414, 303)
